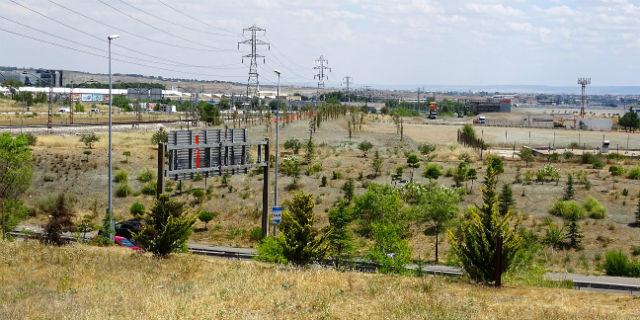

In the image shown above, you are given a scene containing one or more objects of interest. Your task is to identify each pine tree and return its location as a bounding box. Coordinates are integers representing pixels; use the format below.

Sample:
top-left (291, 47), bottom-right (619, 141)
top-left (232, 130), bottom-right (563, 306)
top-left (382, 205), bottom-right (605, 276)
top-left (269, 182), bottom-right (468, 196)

top-left (372, 150), bottom-right (383, 177)
top-left (325, 201), bottom-right (355, 268)
top-left (449, 157), bottom-right (523, 287)
top-left (280, 192), bottom-right (328, 265)
top-left (565, 217), bottom-right (583, 250)
top-left (498, 184), bottom-right (515, 216)
top-left (563, 174), bottom-right (575, 200)
top-left (342, 179), bottom-right (355, 203)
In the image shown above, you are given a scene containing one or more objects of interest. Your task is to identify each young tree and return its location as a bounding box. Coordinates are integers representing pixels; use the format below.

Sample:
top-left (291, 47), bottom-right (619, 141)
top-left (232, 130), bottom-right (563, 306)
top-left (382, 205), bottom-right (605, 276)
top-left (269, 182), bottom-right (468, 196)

top-left (519, 148), bottom-right (534, 167)
top-left (151, 128), bottom-right (168, 145)
top-left (563, 174), bottom-right (575, 200)
top-left (635, 193), bottom-right (640, 226)
top-left (418, 186), bottom-right (460, 263)
top-left (197, 210), bottom-right (216, 230)
top-left (325, 201), bottom-right (355, 268)
top-left (198, 103), bottom-right (222, 126)
top-left (367, 221), bottom-right (412, 274)
top-left (405, 152), bottom-right (420, 181)
top-left (358, 140), bottom-right (373, 157)
top-left (80, 132), bottom-right (99, 149)
top-left (565, 216), bottom-right (583, 250)
top-left (341, 178), bottom-right (355, 203)
top-left (304, 139), bottom-right (316, 163)
top-left (134, 195), bottom-right (196, 257)
top-left (122, 150), bottom-right (131, 163)
top-left (449, 162), bottom-right (523, 287)
top-left (279, 192), bottom-right (328, 265)
top-left (372, 150), bottom-right (383, 177)
top-left (418, 143), bottom-right (436, 156)
top-left (282, 156), bottom-right (302, 188)
top-left (352, 183), bottom-right (405, 237)
top-left (43, 194), bottom-right (76, 245)
top-left (0, 133), bottom-right (33, 240)
top-left (498, 184), bottom-right (515, 216)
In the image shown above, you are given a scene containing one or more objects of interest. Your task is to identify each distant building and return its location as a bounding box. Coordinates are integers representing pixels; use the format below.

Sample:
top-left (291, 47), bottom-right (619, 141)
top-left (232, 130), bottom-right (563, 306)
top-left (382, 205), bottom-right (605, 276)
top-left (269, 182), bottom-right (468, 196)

top-left (466, 98), bottom-right (512, 114)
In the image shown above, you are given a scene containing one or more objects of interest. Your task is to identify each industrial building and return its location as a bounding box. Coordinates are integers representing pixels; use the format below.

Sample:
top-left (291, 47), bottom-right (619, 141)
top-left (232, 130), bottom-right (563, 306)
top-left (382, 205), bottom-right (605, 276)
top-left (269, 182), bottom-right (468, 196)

top-left (465, 98), bottom-right (512, 114)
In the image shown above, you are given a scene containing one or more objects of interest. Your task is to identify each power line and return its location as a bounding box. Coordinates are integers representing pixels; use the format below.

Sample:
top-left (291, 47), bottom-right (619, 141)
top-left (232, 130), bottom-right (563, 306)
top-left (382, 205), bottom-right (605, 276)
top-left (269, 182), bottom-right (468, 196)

top-left (8, 0), bottom-right (239, 69)
top-left (96, 0), bottom-right (234, 52)
top-left (156, 0), bottom-right (238, 37)
top-left (0, 26), bottom-right (246, 80)
top-left (116, 0), bottom-right (234, 38)
top-left (0, 14), bottom-right (243, 71)
top-left (46, 0), bottom-right (229, 54)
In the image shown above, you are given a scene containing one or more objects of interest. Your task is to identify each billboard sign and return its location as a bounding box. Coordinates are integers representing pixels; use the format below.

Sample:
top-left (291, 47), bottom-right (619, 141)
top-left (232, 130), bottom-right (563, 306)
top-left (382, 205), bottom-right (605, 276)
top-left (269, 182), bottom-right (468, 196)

top-left (165, 128), bottom-right (268, 181)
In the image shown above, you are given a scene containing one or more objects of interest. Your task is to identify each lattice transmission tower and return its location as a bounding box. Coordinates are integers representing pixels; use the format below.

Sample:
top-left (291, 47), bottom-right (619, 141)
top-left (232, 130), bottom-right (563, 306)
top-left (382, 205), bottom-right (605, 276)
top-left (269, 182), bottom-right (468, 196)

top-left (238, 25), bottom-right (270, 108)
top-left (314, 55), bottom-right (331, 104)
top-left (342, 76), bottom-right (353, 102)
top-left (578, 77), bottom-right (591, 118)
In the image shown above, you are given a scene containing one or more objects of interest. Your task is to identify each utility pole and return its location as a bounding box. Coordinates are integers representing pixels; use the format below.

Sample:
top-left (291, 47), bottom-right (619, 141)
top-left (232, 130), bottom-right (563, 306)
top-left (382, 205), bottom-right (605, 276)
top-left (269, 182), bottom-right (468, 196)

top-left (343, 76), bottom-right (352, 103)
top-left (578, 77), bottom-right (591, 119)
top-left (417, 88), bottom-right (421, 114)
top-left (238, 25), bottom-right (270, 111)
top-left (313, 55), bottom-right (331, 105)
top-left (107, 34), bottom-right (120, 241)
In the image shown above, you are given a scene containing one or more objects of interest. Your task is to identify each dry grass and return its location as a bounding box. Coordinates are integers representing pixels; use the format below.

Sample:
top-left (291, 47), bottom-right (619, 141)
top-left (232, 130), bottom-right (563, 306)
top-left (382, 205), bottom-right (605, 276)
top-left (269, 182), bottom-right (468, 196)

top-left (1, 241), bottom-right (638, 320)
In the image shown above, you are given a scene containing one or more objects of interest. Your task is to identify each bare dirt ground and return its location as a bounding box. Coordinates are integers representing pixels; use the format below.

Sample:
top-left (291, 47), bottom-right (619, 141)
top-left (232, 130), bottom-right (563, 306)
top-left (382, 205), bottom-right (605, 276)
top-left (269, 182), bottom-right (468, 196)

top-left (17, 113), bottom-right (640, 275)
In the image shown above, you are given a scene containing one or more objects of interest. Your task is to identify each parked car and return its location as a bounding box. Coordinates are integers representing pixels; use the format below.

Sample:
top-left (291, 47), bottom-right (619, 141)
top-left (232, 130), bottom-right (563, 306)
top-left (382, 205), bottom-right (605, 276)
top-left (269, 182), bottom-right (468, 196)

top-left (114, 236), bottom-right (143, 252)
top-left (97, 218), bottom-right (144, 239)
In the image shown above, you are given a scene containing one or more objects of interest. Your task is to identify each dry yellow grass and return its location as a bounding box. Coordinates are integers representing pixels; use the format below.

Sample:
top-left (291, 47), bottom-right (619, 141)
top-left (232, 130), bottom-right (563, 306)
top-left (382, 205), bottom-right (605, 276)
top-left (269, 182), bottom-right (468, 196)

top-left (1, 241), bottom-right (638, 320)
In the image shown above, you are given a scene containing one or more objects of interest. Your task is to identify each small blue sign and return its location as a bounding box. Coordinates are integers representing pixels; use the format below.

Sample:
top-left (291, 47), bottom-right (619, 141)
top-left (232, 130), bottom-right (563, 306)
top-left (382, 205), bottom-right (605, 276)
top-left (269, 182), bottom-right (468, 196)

top-left (271, 206), bottom-right (283, 225)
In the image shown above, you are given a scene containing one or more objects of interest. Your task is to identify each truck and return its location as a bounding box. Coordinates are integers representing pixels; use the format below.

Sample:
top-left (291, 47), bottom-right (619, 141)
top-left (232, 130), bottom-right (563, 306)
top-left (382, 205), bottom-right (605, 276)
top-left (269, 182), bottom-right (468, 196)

top-left (428, 102), bottom-right (438, 119)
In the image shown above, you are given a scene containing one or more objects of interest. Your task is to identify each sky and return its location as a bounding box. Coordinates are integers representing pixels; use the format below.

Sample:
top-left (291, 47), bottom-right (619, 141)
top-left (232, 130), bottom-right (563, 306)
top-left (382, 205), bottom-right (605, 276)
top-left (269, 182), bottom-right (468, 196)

top-left (1, 0), bottom-right (640, 88)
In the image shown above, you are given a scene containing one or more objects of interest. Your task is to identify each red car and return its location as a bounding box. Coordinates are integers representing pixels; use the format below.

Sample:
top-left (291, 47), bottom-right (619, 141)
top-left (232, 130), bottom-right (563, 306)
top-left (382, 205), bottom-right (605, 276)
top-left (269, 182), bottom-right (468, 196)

top-left (114, 236), bottom-right (144, 253)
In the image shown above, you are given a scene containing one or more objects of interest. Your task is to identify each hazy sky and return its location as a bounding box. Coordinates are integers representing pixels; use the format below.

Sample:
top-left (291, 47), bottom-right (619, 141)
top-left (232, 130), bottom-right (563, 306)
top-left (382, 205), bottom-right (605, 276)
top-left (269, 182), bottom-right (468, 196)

top-left (1, 0), bottom-right (640, 88)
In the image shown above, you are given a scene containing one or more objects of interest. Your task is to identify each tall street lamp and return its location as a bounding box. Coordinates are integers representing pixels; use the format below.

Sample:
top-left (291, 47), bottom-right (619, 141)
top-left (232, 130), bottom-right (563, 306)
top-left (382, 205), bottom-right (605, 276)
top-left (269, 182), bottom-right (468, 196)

top-left (273, 70), bottom-right (281, 208)
top-left (107, 34), bottom-right (119, 241)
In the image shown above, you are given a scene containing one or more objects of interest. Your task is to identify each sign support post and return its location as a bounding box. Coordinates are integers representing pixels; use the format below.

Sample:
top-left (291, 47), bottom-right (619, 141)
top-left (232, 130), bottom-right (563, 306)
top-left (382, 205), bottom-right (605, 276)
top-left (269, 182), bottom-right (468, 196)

top-left (262, 139), bottom-right (270, 238)
top-left (157, 143), bottom-right (165, 199)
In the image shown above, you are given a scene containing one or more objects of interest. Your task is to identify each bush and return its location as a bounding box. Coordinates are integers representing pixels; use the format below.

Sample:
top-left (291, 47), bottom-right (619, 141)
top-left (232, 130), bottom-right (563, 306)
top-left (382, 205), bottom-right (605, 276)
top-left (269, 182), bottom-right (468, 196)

top-left (79, 132), bottom-right (99, 149)
top-left (549, 200), bottom-right (585, 220)
top-left (141, 182), bottom-right (157, 196)
top-left (536, 164), bottom-right (560, 184)
top-left (151, 129), bottom-right (168, 145)
top-left (137, 168), bottom-right (155, 182)
top-left (114, 170), bottom-right (128, 183)
top-left (255, 236), bottom-right (287, 264)
top-left (284, 138), bottom-right (302, 154)
top-left (306, 162), bottom-right (323, 176)
top-left (418, 143), bottom-right (436, 156)
top-left (542, 224), bottom-right (566, 249)
top-left (42, 194), bottom-right (76, 245)
top-left (129, 202), bottom-right (145, 217)
top-left (116, 183), bottom-right (132, 198)
top-left (604, 250), bottom-right (640, 277)
top-left (191, 188), bottom-right (205, 203)
top-left (583, 196), bottom-right (606, 219)
top-left (358, 140), bottom-right (374, 157)
top-left (627, 167), bottom-right (640, 180)
top-left (423, 163), bottom-right (443, 180)
top-left (609, 166), bottom-right (625, 176)
top-left (134, 195), bottom-right (196, 258)
top-left (18, 133), bottom-right (37, 146)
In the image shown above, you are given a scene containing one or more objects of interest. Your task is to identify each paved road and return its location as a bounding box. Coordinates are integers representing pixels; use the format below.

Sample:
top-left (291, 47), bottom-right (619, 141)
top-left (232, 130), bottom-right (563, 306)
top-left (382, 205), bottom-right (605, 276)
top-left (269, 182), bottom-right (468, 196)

top-left (546, 272), bottom-right (640, 295)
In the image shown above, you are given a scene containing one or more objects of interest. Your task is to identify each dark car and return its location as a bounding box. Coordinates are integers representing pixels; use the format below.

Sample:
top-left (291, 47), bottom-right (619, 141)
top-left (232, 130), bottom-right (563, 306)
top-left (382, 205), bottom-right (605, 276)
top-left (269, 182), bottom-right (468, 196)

top-left (98, 218), bottom-right (144, 239)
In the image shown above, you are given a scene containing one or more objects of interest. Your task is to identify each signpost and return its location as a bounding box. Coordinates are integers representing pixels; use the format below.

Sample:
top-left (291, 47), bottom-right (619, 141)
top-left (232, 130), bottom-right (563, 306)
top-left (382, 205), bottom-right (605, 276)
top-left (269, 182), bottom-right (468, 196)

top-left (271, 206), bottom-right (282, 225)
top-left (160, 128), bottom-right (271, 237)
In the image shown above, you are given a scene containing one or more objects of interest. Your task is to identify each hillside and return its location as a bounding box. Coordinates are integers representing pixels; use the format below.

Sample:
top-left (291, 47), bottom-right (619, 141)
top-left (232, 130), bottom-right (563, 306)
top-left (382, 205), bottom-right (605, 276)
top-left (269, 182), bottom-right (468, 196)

top-left (1, 241), bottom-right (637, 320)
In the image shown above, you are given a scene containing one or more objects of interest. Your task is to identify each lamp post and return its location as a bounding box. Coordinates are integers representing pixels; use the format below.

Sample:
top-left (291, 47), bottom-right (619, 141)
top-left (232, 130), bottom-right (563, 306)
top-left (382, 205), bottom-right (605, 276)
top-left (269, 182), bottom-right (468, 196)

top-left (274, 70), bottom-right (281, 208)
top-left (107, 34), bottom-right (119, 241)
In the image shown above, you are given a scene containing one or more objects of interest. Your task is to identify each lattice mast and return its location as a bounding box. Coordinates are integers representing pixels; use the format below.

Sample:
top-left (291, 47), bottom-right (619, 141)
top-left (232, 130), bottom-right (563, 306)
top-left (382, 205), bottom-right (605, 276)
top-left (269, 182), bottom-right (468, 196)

top-left (314, 55), bottom-right (331, 104)
top-left (238, 25), bottom-right (270, 108)
top-left (578, 77), bottom-right (591, 118)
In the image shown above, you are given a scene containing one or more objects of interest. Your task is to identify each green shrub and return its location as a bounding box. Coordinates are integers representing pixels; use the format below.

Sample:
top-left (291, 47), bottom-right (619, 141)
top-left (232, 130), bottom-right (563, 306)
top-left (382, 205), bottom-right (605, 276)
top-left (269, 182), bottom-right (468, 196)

top-left (418, 143), bottom-right (436, 156)
top-left (627, 167), bottom-right (640, 180)
top-left (609, 166), bottom-right (625, 176)
top-left (191, 188), bottom-right (205, 203)
top-left (141, 182), bottom-right (157, 196)
top-left (549, 200), bottom-right (585, 220)
top-left (137, 168), bottom-right (155, 183)
top-left (255, 236), bottom-right (287, 264)
top-left (604, 250), bottom-right (640, 277)
top-left (129, 202), bottom-right (145, 217)
top-left (423, 163), bottom-right (443, 180)
top-left (114, 170), bottom-right (128, 183)
top-left (542, 224), bottom-right (566, 249)
top-left (284, 138), bottom-right (302, 154)
top-left (134, 195), bottom-right (196, 258)
top-left (116, 183), bottom-right (132, 198)
top-left (197, 210), bottom-right (216, 229)
top-left (583, 196), bottom-right (606, 219)
top-left (306, 162), bottom-right (323, 176)
top-left (536, 164), bottom-right (560, 184)
top-left (249, 227), bottom-right (263, 242)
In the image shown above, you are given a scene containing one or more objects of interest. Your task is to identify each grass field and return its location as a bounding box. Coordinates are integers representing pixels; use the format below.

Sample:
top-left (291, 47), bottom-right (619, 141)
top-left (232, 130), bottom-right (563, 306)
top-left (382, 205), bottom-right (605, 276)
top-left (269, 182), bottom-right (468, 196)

top-left (1, 241), bottom-right (638, 320)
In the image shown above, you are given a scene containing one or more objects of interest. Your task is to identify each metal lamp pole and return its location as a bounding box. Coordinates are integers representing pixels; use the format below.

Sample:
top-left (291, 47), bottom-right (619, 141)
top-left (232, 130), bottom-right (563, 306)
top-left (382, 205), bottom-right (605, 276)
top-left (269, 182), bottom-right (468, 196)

top-left (107, 34), bottom-right (120, 241)
top-left (274, 70), bottom-right (281, 207)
